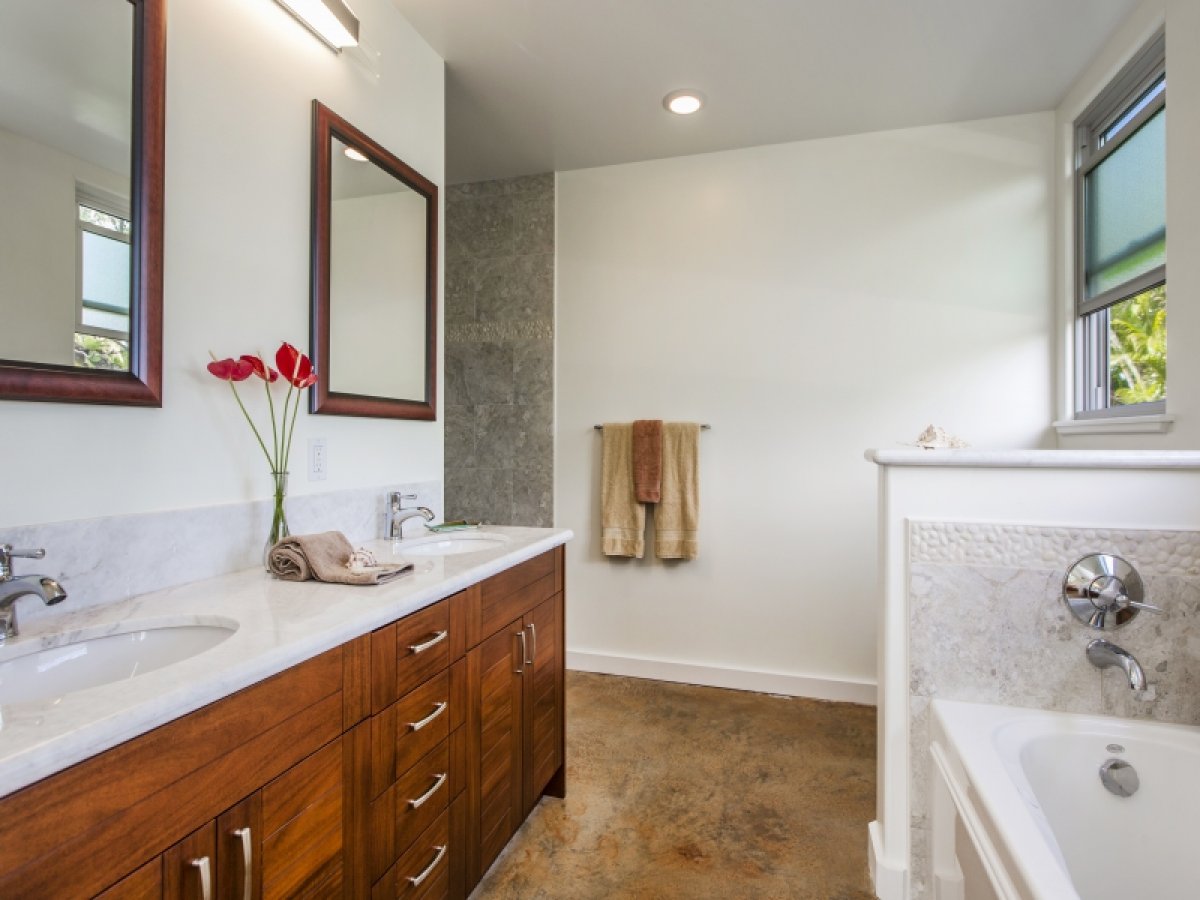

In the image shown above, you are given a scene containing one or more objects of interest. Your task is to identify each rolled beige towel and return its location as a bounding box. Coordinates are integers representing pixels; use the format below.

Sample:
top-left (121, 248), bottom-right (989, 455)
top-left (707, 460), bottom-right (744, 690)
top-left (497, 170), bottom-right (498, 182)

top-left (268, 531), bottom-right (413, 585)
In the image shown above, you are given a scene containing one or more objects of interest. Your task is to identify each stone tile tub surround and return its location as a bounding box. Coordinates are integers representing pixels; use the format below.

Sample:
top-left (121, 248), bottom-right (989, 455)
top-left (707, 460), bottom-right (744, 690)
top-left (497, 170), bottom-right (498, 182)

top-left (906, 519), bottom-right (1200, 899)
top-left (444, 174), bottom-right (554, 527)
top-left (1, 480), bottom-right (441, 630)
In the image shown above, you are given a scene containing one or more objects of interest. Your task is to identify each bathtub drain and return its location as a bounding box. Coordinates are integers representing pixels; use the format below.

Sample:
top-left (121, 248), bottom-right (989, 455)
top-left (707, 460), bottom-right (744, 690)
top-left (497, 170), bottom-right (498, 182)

top-left (1099, 758), bottom-right (1139, 797)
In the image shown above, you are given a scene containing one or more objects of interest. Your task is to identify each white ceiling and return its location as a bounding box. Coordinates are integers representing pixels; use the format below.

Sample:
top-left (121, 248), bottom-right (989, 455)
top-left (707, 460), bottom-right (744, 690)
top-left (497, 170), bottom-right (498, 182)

top-left (389, 0), bottom-right (1141, 184)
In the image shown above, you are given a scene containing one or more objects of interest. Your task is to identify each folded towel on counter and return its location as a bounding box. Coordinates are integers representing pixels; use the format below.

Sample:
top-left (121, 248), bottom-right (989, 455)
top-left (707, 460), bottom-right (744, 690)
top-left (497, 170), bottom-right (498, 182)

top-left (268, 531), bottom-right (413, 585)
top-left (655, 422), bottom-right (701, 560)
top-left (632, 419), bottom-right (663, 503)
top-left (601, 423), bottom-right (646, 558)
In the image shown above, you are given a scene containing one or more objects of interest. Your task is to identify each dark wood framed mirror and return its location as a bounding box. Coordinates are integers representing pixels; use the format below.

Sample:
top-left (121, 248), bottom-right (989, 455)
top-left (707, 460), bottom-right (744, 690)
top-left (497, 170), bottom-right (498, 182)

top-left (310, 101), bottom-right (438, 420)
top-left (0, 0), bottom-right (165, 406)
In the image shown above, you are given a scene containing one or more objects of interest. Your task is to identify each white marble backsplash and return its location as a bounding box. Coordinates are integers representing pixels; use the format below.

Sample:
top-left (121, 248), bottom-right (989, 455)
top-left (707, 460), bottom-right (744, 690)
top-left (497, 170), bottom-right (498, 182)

top-left (906, 519), bottom-right (1200, 900)
top-left (1, 480), bottom-right (441, 629)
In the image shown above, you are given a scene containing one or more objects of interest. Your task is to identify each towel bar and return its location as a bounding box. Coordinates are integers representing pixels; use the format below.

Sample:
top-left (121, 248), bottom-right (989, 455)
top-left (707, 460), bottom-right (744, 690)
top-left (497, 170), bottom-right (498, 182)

top-left (592, 424), bottom-right (711, 430)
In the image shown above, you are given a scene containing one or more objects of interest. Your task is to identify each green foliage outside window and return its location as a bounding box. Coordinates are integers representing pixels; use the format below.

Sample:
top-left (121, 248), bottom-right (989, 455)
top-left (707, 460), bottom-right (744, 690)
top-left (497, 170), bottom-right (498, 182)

top-left (74, 333), bottom-right (130, 371)
top-left (1109, 284), bottom-right (1165, 406)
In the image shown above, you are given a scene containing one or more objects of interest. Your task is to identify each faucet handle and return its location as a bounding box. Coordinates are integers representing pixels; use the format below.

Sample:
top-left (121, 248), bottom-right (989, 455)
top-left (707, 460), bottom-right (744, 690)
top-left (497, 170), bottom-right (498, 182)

top-left (1115, 594), bottom-right (1162, 614)
top-left (0, 545), bottom-right (46, 580)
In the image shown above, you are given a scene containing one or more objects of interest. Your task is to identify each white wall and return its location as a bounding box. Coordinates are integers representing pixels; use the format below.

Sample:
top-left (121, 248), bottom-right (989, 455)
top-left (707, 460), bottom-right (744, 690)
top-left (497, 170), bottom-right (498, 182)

top-left (0, 0), bottom-right (444, 529)
top-left (0, 125), bottom-right (128, 366)
top-left (556, 113), bottom-right (1056, 697)
top-left (1055, 0), bottom-right (1200, 448)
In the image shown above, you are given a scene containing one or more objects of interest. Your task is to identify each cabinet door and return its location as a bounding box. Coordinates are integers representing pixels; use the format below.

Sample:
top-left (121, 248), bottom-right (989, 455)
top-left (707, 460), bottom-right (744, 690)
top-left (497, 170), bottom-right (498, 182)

top-left (217, 794), bottom-right (262, 900)
top-left (163, 822), bottom-right (216, 900)
top-left (522, 592), bottom-right (564, 816)
top-left (474, 619), bottom-right (524, 876)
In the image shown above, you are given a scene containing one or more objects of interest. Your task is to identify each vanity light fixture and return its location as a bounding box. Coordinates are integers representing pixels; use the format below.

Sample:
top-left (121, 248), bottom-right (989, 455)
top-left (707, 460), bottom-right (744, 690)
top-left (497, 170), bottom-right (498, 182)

top-left (343, 146), bottom-right (369, 162)
top-left (663, 90), bottom-right (704, 115)
top-left (274, 0), bottom-right (360, 50)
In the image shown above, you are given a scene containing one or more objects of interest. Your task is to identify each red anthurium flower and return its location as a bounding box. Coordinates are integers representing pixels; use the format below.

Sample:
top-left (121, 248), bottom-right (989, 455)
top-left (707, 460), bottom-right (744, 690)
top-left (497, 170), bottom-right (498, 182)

top-left (240, 354), bottom-right (279, 383)
top-left (275, 342), bottom-right (314, 388)
top-left (207, 357), bottom-right (255, 381)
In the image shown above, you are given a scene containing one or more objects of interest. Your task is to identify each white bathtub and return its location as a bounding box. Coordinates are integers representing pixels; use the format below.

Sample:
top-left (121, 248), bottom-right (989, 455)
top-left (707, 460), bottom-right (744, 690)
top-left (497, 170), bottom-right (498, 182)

top-left (929, 699), bottom-right (1200, 900)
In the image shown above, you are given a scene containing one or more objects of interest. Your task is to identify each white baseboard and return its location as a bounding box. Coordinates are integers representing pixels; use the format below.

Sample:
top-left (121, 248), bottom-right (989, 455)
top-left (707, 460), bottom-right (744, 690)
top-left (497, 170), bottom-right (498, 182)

top-left (566, 649), bottom-right (877, 705)
top-left (869, 820), bottom-right (909, 900)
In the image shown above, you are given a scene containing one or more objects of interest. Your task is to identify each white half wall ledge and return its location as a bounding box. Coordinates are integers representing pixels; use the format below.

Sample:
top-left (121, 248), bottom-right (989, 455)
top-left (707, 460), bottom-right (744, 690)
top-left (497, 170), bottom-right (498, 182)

top-left (866, 448), bottom-right (1200, 469)
top-left (566, 650), bottom-right (877, 705)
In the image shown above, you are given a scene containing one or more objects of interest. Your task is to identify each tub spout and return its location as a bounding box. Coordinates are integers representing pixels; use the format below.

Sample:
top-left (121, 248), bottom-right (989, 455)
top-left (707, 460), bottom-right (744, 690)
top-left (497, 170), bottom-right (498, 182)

top-left (1086, 639), bottom-right (1147, 691)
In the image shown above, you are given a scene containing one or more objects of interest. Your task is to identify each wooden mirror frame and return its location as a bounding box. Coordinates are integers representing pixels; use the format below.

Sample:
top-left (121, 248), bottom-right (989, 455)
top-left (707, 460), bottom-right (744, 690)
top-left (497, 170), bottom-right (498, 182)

top-left (0, 0), bottom-right (165, 406)
top-left (310, 101), bottom-right (439, 420)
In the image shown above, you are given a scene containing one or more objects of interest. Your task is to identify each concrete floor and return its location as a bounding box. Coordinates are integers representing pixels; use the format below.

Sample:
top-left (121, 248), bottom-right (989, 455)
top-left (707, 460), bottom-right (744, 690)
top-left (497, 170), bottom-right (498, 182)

top-left (473, 671), bottom-right (877, 900)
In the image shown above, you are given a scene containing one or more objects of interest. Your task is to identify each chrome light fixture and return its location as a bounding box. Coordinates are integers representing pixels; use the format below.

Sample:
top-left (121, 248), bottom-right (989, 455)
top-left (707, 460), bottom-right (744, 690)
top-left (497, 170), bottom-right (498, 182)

top-left (275, 0), bottom-right (360, 50)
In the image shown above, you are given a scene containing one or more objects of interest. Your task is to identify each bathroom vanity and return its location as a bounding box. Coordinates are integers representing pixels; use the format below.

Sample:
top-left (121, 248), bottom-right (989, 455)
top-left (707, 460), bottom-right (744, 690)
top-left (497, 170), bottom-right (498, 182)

top-left (0, 527), bottom-right (570, 899)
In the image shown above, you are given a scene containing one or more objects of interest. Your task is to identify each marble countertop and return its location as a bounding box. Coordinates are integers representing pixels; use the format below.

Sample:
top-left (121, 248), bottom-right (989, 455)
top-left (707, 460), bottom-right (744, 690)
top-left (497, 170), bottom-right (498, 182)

top-left (0, 526), bottom-right (572, 798)
top-left (866, 448), bottom-right (1200, 469)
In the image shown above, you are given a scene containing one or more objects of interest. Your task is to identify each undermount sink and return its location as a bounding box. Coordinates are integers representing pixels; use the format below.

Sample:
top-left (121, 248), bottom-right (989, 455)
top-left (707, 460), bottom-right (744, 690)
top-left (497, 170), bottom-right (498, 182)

top-left (397, 531), bottom-right (510, 556)
top-left (0, 618), bottom-right (238, 706)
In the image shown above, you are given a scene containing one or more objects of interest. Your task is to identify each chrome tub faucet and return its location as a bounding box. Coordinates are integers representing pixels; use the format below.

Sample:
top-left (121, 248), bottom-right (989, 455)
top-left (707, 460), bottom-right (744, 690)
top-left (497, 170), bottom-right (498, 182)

top-left (0, 545), bottom-right (67, 644)
top-left (1086, 639), bottom-right (1147, 691)
top-left (385, 492), bottom-right (434, 540)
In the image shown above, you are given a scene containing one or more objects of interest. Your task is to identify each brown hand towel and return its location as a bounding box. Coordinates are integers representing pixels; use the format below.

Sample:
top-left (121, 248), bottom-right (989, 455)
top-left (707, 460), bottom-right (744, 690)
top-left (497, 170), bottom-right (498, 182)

top-left (601, 423), bottom-right (645, 558)
top-left (268, 531), bottom-right (413, 585)
top-left (632, 419), bottom-right (663, 503)
top-left (655, 423), bottom-right (700, 560)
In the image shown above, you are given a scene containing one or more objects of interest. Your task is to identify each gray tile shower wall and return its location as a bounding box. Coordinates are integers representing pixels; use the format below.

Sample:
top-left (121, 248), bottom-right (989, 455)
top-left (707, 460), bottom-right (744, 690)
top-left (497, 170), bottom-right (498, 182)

top-left (444, 174), bottom-right (554, 526)
top-left (906, 520), bottom-right (1200, 899)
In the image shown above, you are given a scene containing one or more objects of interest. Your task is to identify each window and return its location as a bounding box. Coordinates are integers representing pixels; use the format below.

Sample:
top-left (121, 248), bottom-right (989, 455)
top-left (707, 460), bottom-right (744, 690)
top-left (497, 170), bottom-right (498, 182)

top-left (75, 185), bottom-right (132, 371)
top-left (1074, 34), bottom-right (1166, 418)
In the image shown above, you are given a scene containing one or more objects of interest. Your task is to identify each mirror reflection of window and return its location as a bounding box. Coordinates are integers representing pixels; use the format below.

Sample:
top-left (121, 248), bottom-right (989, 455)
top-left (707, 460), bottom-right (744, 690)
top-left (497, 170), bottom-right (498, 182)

top-left (328, 135), bottom-right (428, 401)
top-left (75, 187), bottom-right (131, 370)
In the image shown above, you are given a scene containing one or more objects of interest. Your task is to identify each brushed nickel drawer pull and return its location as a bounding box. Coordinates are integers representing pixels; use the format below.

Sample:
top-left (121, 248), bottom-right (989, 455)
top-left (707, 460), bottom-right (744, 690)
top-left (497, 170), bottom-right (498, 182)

top-left (526, 622), bottom-right (537, 665)
top-left (232, 827), bottom-right (253, 900)
top-left (407, 844), bottom-right (447, 887)
top-left (408, 630), bottom-right (448, 654)
top-left (408, 772), bottom-right (448, 809)
top-left (189, 856), bottom-right (212, 900)
top-left (515, 630), bottom-right (527, 674)
top-left (408, 701), bottom-right (448, 732)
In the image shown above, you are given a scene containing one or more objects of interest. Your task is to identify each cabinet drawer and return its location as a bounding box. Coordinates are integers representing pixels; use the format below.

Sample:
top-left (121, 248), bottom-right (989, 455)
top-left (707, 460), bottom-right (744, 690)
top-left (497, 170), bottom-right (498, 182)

top-left (369, 739), bottom-right (452, 883)
top-left (371, 662), bottom-right (467, 798)
top-left (474, 552), bottom-right (555, 644)
top-left (372, 809), bottom-right (451, 900)
top-left (373, 598), bottom-right (455, 712)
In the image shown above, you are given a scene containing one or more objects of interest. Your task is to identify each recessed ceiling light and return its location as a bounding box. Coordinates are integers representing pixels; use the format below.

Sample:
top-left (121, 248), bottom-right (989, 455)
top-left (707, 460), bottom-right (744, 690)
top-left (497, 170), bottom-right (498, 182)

top-left (344, 146), bottom-right (369, 162)
top-left (663, 90), bottom-right (704, 115)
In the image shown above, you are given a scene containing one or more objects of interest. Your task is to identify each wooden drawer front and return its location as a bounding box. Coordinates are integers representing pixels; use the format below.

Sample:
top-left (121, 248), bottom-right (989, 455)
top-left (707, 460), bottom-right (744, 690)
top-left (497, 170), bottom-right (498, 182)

top-left (372, 809), bottom-right (451, 900)
top-left (95, 859), bottom-right (161, 900)
top-left (475, 552), bottom-right (555, 644)
top-left (373, 599), bottom-right (453, 712)
top-left (369, 739), bottom-right (452, 883)
top-left (371, 661), bottom-right (466, 798)
top-left (261, 738), bottom-right (345, 899)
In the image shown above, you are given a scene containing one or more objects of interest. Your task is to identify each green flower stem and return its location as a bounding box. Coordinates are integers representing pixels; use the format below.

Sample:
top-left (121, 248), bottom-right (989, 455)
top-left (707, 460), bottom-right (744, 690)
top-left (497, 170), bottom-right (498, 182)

top-left (227, 380), bottom-right (275, 470)
top-left (284, 384), bottom-right (302, 474)
top-left (264, 371), bottom-right (280, 470)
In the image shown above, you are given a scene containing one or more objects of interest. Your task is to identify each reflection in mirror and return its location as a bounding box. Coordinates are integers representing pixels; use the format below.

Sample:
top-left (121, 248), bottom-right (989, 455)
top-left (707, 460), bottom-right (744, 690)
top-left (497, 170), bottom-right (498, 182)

top-left (329, 136), bottom-right (427, 400)
top-left (0, 1), bottom-right (133, 371)
top-left (311, 101), bottom-right (438, 420)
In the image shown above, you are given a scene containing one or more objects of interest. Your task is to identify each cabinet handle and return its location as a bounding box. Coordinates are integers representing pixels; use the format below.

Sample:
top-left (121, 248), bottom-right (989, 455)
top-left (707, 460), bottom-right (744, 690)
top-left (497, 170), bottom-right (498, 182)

top-left (526, 622), bottom-right (537, 665)
top-left (406, 845), bottom-right (447, 887)
top-left (408, 701), bottom-right (448, 732)
top-left (408, 630), bottom-right (448, 654)
top-left (189, 856), bottom-right (212, 900)
top-left (232, 827), bottom-right (253, 900)
top-left (515, 630), bottom-right (526, 674)
top-left (408, 772), bottom-right (448, 809)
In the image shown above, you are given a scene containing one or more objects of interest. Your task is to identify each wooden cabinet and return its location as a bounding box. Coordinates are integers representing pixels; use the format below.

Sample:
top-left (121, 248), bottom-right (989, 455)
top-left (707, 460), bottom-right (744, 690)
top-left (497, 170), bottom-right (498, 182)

top-left (0, 545), bottom-right (566, 900)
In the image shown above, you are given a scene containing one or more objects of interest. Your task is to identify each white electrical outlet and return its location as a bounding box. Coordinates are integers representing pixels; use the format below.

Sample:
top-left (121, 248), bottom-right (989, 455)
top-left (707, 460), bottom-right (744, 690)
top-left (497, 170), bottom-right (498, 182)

top-left (308, 438), bottom-right (327, 481)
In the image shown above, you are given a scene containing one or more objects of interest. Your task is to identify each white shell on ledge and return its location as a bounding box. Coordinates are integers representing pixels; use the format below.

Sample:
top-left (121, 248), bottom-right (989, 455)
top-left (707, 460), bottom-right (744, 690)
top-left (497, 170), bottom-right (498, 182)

top-left (909, 424), bottom-right (969, 449)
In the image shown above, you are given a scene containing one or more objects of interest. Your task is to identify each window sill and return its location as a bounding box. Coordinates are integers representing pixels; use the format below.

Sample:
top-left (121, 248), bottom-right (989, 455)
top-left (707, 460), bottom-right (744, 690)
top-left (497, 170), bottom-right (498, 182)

top-left (1053, 413), bottom-right (1174, 436)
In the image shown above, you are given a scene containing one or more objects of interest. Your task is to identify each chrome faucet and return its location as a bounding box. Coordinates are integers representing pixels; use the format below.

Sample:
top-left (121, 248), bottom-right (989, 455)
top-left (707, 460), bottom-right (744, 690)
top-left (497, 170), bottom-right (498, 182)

top-left (385, 493), bottom-right (434, 540)
top-left (0, 545), bottom-right (67, 644)
top-left (1086, 639), bottom-right (1147, 691)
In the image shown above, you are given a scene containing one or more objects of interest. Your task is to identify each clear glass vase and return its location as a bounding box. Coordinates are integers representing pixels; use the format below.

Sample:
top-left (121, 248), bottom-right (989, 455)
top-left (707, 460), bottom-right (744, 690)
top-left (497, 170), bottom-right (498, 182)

top-left (263, 470), bottom-right (290, 570)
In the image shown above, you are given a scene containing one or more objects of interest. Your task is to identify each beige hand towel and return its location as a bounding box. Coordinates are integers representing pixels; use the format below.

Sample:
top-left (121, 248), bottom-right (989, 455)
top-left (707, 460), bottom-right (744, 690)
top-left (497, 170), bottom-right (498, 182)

top-left (268, 531), bottom-right (413, 585)
top-left (601, 423), bottom-right (645, 558)
top-left (655, 423), bottom-right (700, 560)
top-left (632, 419), bottom-right (663, 503)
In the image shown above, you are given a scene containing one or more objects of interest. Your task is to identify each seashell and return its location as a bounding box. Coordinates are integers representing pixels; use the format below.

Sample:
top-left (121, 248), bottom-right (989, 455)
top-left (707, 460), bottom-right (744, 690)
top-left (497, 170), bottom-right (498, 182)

top-left (909, 424), bottom-right (969, 449)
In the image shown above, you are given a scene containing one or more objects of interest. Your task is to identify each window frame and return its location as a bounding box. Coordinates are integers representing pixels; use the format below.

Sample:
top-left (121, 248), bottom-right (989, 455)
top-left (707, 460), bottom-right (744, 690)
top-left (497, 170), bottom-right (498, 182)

top-left (1073, 32), bottom-right (1166, 419)
top-left (75, 184), bottom-right (133, 343)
